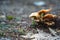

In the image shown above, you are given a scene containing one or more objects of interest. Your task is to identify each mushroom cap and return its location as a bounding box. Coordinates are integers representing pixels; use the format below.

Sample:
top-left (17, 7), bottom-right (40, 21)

top-left (29, 12), bottom-right (40, 18)
top-left (43, 14), bottom-right (57, 19)
top-left (38, 8), bottom-right (52, 15)
top-left (29, 12), bottom-right (41, 22)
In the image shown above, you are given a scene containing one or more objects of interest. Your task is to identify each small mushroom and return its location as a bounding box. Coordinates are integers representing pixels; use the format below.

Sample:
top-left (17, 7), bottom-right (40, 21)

top-left (29, 12), bottom-right (40, 18)
top-left (29, 12), bottom-right (41, 22)
top-left (38, 8), bottom-right (52, 15)
top-left (43, 14), bottom-right (57, 26)
top-left (43, 14), bottom-right (57, 19)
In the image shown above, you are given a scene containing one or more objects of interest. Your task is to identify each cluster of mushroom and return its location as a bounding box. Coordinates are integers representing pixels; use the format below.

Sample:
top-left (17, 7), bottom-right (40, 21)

top-left (29, 9), bottom-right (57, 27)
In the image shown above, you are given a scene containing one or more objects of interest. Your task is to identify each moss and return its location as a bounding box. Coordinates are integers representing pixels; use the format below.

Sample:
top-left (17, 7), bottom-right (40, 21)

top-left (6, 16), bottom-right (14, 21)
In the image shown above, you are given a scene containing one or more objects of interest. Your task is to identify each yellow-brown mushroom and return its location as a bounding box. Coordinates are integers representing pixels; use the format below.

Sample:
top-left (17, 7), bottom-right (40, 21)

top-left (43, 14), bottom-right (57, 26)
top-left (38, 8), bottom-right (52, 15)
top-left (43, 14), bottom-right (57, 19)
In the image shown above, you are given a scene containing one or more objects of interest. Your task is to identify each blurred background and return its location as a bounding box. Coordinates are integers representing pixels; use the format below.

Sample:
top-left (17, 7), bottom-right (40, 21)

top-left (0, 0), bottom-right (60, 40)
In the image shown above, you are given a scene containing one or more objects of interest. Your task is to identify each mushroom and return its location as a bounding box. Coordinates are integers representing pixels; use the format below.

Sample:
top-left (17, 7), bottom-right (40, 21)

top-left (38, 8), bottom-right (52, 15)
top-left (43, 14), bottom-right (57, 26)
top-left (29, 12), bottom-right (41, 22)
top-left (43, 14), bottom-right (57, 19)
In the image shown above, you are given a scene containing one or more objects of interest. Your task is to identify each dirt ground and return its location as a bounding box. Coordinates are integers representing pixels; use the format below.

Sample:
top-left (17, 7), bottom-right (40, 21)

top-left (0, 0), bottom-right (60, 40)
